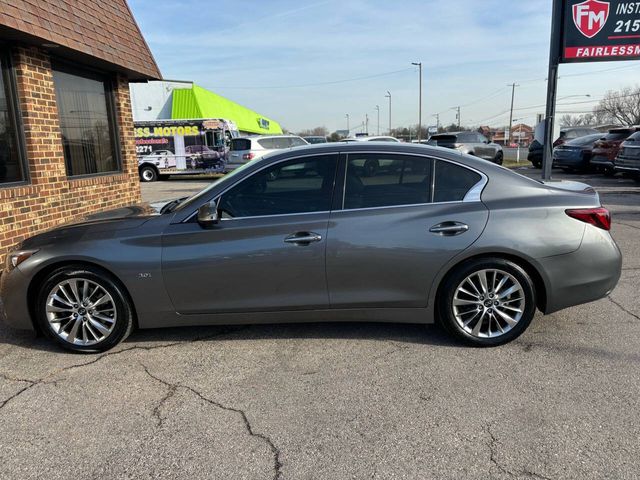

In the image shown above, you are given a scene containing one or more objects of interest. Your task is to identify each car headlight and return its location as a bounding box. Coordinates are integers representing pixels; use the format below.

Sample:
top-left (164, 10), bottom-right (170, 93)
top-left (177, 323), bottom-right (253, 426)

top-left (5, 249), bottom-right (39, 272)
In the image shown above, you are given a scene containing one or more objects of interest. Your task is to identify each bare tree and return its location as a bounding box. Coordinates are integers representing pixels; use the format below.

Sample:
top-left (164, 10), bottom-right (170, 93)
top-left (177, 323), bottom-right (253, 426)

top-left (297, 126), bottom-right (328, 137)
top-left (559, 114), bottom-right (586, 127)
top-left (595, 86), bottom-right (640, 126)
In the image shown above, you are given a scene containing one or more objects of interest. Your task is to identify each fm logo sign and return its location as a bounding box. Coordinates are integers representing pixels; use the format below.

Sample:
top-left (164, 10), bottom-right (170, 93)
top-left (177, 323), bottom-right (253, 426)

top-left (572, 0), bottom-right (610, 38)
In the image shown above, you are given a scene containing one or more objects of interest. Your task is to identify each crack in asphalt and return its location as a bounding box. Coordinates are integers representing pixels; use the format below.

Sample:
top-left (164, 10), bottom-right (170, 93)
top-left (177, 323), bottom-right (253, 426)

top-left (617, 221), bottom-right (640, 231)
top-left (608, 296), bottom-right (640, 322)
top-left (141, 363), bottom-right (283, 480)
top-left (0, 327), bottom-right (245, 412)
top-left (485, 423), bottom-right (553, 480)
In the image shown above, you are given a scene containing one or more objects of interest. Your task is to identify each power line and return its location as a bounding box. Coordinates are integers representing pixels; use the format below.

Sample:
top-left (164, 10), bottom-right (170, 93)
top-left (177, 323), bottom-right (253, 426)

top-left (210, 67), bottom-right (414, 90)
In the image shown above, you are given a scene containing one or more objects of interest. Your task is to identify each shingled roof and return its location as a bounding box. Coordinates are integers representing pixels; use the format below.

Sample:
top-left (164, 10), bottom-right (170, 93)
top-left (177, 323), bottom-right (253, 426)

top-left (0, 0), bottom-right (161, 80)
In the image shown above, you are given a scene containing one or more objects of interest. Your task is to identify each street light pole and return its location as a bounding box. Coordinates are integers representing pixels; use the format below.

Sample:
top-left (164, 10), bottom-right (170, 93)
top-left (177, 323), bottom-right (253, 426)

top-left (507, 82), bottom-right (520, 146)
top-left (412, 62), bottom-right (423, 141)
top-left (345, 114), bottom-right (350, 134)
top-left (365, 114), bottom-right (369, 135)
top-left (385, 91), bottom-right (392, 134)
top-left (375, 105), bottom-right (380, 135)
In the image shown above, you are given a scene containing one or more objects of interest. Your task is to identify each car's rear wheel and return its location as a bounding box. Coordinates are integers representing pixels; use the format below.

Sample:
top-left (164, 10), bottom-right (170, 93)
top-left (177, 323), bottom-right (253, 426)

top-left (139, 165), bottom-right (158, 182)
top-left (438, 258), bottom-right (536, 347)
top-left (531, 160), bottom-right (541, 168)
top-left (494, 151), bottom-right (504, 165)
top-left (36, 266), bottom-right (134, 353)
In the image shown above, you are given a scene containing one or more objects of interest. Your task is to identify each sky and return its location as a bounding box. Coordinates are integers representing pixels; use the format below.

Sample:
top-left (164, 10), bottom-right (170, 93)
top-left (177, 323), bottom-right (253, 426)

top-left (128, 0), bottom-right (640, 133)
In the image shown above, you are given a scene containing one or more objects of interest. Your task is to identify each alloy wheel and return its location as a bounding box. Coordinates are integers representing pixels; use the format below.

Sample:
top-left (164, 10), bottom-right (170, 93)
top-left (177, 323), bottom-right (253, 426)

top-left (45, 279), bottom-right (117, 346)
top-left (452, 269), bottom-right (525, 339)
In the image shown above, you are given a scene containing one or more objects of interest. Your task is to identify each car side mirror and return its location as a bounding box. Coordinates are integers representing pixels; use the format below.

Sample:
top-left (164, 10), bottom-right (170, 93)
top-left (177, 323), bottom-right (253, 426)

top-left (197, 201), bottom-right (219, 228)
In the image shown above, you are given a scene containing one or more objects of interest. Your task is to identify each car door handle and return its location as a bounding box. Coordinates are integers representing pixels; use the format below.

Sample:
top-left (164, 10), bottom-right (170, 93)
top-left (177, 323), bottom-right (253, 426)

top-left (429, 222), bottom-right (469, 236)
top-left (284, 232), bottom-right (323, 245)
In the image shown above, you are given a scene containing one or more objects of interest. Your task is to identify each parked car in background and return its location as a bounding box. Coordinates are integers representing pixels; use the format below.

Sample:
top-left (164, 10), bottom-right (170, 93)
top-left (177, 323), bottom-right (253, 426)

top-left (427, 132), bottom-right (503, 165)
top-left (303, 136), bottom-right (328, 144)
top-left (228, 135), bottom-right (308, 169)
top-left (0, 143), bottom-right (621, 352)
top-left (528, 127), bottom-right (600, 168)
top-left (614, 131), bottom-right (640, 179)
top-left (341, 136), bottom-right (400, 143)
top-left (185, 144), bottom-right (222, 170)
top-left (591, 127), bottom-right (640, 176)
top-left (552, 133), bottom-right (603, 172)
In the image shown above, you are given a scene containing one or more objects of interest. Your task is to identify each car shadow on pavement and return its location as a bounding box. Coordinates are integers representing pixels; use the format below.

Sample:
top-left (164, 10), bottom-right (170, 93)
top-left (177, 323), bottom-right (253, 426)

top-left (0, 321), bottom-right (460, 354)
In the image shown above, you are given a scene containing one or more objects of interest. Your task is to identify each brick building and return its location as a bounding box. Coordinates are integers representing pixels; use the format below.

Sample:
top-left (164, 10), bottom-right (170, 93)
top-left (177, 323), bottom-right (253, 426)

top-left (0, 1), bottom-right (160, 266)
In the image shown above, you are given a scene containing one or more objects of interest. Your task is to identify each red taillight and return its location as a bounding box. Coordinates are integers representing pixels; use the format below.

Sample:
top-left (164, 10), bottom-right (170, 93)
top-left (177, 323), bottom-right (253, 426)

top-left (242, 153), bottom-right (255, 161)
top-left (566, 207), bottom-right (611, 231)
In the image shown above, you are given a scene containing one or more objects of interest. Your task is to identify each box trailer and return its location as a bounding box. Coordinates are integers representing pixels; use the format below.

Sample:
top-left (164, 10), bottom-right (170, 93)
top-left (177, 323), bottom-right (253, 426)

top-left (135, 119), bottom-right (239, 181)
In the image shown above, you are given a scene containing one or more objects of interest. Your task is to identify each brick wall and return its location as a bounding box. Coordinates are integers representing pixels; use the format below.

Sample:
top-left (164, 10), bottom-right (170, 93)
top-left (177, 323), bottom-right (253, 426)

top-left (0, 46), bottom-right (141, 266)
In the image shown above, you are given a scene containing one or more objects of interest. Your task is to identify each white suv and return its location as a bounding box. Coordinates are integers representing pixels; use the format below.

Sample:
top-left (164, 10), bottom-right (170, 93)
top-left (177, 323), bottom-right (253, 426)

top-left (228, 135), bottom-right (308, 169)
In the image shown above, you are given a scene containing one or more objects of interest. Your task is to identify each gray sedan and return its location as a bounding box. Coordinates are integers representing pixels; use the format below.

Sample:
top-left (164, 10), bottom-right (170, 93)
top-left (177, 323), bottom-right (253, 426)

top-left (1, 143), bottom-right (621, 352)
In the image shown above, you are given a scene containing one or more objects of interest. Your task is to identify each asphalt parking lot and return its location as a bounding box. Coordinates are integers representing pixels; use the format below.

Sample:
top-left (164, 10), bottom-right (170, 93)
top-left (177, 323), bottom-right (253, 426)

top-left (1, 167), bottom-right (639, 479)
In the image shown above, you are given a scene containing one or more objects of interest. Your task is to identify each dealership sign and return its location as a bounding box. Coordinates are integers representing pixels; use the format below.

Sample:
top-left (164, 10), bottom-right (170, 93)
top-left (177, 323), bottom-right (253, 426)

top-left (562, 0), bottom-right (640, 62)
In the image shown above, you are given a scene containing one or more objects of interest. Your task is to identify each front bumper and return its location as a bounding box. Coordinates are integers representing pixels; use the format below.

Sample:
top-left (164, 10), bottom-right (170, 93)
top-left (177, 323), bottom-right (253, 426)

top-left (540, 225), bottom-right (622, 314)
top-left (0, 267), bottom-right (35, 331)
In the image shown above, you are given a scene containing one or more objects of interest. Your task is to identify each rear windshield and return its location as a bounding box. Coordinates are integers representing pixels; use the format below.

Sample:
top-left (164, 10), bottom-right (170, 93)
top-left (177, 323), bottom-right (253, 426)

top-left (231, 139), bottom-right (251, 151)
top-left (604, 131), bottom-right (631, 141)
top-left (565, 134), bottom-right (603, 146)
top-left (428, 135), bottom-right (456, 145)
top-left (626, 132), bottom-right (640, 141)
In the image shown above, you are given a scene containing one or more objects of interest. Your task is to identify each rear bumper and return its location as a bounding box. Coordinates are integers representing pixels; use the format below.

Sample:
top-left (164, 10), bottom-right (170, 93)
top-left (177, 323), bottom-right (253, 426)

top-left (540, 225), bottom-right (622, 314)
top-left (590, 155), bottom-right (614, 168)
top-left (0, 267), bottom-right (34, 331)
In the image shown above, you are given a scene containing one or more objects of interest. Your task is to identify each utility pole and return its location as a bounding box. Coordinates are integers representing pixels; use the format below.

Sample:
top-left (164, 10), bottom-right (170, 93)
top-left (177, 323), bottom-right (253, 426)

top-left (375, 105), bottom-right (380, 135)
top-left (385, 91), bottom-right (392, 134)
top-left (432, 113), bottom-right (440, 131)
top-left (412, 62), bottom-right (423, 141)
top-left (507, 83), bottom-right (520, 146)
top-left (452, 106), bottom-right (461, 129)
top-left (345, 114), bottom-right (350, 134)
top-left (365, 114), bottom-right (369, 135)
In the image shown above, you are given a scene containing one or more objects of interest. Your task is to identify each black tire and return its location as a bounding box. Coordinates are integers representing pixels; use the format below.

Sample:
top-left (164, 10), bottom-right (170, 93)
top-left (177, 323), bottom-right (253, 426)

top-left (437, 258), bottom-right (537, 347)
top-left (603, 168), bottom-right (614, 177)
top-left (532, 160), bottom-right (541, 169)
top-left (494, 151), bottom-right (504, 165)
top-left (139, 165), bottom-right (158, 182)
top-left (36, 265), bottom-right (134, 353)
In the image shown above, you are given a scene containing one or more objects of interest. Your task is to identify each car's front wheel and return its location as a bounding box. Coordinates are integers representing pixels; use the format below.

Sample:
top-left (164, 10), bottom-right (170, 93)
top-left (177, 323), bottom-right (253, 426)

top-left (139, 165), bottom-right (158, 182)
top-left (438, 258), bottom-right (536, 347)
top-left (36, 266), bottom-right (134, 353)
top-left (494, 151), bottom-right (504, 165)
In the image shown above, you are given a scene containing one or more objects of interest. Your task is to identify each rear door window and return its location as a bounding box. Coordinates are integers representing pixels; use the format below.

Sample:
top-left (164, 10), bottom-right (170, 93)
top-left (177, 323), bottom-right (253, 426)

top-left (433, 160), bottom-right (482, 203)
top-left (257, 138), bottom-right (275, 149)
top-left (271, 137), bottom-right (291, 149)
top-left (343, 154), bottom-right (432, 209)
top-left (290, 137), bottom-right (308, 147)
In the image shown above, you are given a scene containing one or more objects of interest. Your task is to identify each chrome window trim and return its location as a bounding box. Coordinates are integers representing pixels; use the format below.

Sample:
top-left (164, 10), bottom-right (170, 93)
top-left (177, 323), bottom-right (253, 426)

top-left (183, 150), bottom-right (488, 223)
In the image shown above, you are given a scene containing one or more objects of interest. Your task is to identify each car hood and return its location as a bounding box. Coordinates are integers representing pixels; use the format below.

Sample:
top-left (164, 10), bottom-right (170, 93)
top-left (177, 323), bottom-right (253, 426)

top-left (18, 203), bottom-right (163, 250)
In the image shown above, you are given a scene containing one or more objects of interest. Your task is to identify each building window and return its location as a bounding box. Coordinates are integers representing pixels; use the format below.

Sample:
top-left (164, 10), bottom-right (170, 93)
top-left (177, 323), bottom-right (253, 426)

top-left (52, 65), bottom-right (120, 177)
top-left (0, 50), bottom-right (26, 185)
